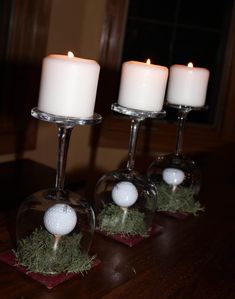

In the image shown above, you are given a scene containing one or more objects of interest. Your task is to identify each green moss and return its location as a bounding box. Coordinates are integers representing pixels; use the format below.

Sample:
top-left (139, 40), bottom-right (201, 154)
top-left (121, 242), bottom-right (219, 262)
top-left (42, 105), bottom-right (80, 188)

top-left (14, 227), bottom-right (94, 275)
top-left (156, 183), bottom-right (204, 216)
top-left (97, 203), bottom-right (148, 237)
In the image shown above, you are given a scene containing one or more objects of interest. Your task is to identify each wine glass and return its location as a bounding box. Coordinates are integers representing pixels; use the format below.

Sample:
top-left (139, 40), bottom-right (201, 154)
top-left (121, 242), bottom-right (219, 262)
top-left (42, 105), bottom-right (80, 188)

top-left (94, 103), bottom-right (165, 246)
top-left (15, 108), bottom-right (102, 275)
top-left (147, 103), bottom-right (206, 218)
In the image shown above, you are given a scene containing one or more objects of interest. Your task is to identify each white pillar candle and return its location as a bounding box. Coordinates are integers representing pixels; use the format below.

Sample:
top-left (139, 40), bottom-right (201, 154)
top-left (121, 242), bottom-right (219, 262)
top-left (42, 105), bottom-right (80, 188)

top-left (117, 60), bottom-right (168, 111)
top-left (38, 52), bottom-right (100, 118)
top-left (166, 63), bottom-right (210, 107)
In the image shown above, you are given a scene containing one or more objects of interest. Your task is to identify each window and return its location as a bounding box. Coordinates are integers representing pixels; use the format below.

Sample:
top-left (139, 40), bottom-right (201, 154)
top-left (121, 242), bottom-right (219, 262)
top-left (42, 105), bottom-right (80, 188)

top-left (95, 0), bottom-right (235, 154)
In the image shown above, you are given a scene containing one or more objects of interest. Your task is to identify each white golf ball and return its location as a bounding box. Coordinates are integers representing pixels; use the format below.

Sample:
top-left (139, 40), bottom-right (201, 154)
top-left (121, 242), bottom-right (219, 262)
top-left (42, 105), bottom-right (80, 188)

top-left (44, 203), bottom-right (77, 236)
top-left (112, 181), bottom-right (138, 208)
top-left (162, 168), bottom-right (185, 186)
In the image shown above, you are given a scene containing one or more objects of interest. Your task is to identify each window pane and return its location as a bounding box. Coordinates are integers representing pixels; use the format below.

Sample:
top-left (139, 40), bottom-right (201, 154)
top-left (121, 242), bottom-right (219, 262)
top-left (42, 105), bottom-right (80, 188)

top-left (128, 0), bottom-right (178, 22)
top-left (122, 19), bottom-right (172, 65)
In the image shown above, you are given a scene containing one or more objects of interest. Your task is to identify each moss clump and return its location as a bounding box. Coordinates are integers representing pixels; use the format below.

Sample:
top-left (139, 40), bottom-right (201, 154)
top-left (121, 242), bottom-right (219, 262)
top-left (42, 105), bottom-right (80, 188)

top-left (156, 183), bottom-right (204, 216)
top-left (97, 203), bottom-right (148, 237)
top-left (14, 227), bottom-right (94, 275)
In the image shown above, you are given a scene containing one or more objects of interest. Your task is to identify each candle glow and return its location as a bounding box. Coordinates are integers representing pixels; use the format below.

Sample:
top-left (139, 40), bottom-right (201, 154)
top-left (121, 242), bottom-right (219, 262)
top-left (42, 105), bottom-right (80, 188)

top-left (67, 51), bottom-right (74, 58)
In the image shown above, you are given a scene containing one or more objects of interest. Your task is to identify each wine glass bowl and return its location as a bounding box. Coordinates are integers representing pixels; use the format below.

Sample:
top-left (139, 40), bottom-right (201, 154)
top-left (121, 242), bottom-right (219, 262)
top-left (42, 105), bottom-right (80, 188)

top-left (147, 153), bottom-right (202, 217)
top-left (16, 188), bottom-right (95, 275)
top-left (94, 168), bottom-right (157, 238)
top-left (93, 103), bottom-right (165, 244)
top-left (148, 153), bottom-right (201, 194)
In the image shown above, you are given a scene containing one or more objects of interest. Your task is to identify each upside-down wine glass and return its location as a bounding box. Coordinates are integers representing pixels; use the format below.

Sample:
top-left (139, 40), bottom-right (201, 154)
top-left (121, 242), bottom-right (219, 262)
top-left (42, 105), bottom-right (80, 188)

top-left (15, 108), bottom-right (102, 276)
top-left (147, 103), bottom-right (207, 218)
top-left (94, 103), bottom-right (165, 247)
top-left (147, 62), bottom-right (210, 218)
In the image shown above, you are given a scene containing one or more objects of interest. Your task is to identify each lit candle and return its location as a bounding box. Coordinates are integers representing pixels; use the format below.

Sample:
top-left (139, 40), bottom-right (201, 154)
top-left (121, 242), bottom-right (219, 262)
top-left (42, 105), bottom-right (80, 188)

top-left (117, 60), bottom-right (168, 111)
top-left (38, 52), bottom-right (100, 118)
top-left (166, 63), bottom-right (210, 107)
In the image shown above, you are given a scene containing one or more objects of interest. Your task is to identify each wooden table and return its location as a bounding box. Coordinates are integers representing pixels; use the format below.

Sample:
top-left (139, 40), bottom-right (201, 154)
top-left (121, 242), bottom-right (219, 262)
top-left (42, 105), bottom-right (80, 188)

top-left (0, 144), bottom-right (235, 299)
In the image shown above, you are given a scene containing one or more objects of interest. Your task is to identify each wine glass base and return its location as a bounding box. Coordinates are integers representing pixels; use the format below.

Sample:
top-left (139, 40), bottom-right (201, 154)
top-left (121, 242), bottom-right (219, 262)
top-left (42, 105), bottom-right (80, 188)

top-left (31, 107), bottom-right (102, 126)
top-left (166, 102), bottom-right (208, 112)
top-left (111, 102), bottom-right (166, 119)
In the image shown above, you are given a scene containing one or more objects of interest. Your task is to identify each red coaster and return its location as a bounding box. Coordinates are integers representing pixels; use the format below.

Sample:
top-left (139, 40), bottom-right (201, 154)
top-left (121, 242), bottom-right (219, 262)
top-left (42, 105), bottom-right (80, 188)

top-left (0, 250), bottom-right (101, 289)
top-left (96, 224), bottom-right (162, 247)
top-left (159, 211), bottom-right (190, 220)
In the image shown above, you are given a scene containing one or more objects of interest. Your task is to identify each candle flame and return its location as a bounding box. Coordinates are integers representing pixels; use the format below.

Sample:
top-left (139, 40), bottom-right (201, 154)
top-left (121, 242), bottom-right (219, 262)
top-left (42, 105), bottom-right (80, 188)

top-left (187, 62), bottom-right (193, 68)
top-left (68, 51), bottom-right (74, 58)
top-left (146, 59), bottom-right (151, 65)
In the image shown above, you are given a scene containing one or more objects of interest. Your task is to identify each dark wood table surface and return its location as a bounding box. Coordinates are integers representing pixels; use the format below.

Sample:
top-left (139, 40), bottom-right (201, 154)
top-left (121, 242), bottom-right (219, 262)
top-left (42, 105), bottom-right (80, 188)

top-left (0, 143), bottom-right (235, 299)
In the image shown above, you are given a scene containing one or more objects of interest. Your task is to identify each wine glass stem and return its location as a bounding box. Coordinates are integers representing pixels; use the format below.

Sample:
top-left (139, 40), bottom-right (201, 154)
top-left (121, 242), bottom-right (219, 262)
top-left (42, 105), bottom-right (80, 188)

top-left (175, 108), bottom-right (191, 156)
top-left (126, 117), bottom-right (142, 171)
top-left (55, 125), bottom-right (73, 191)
